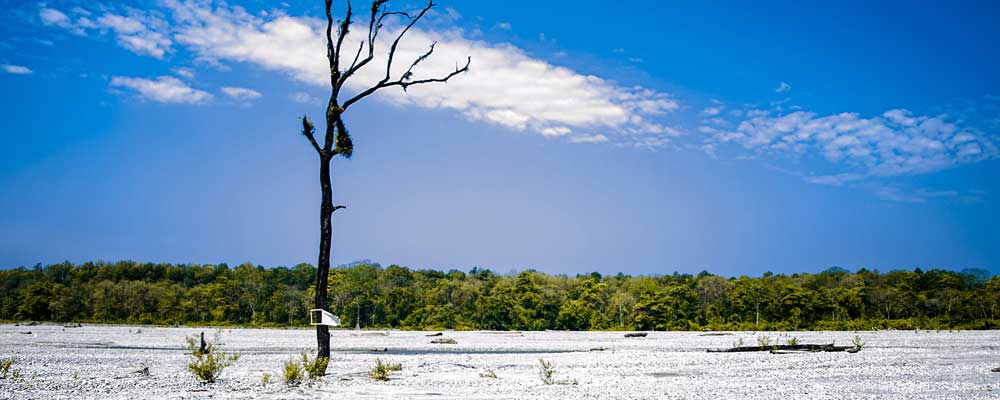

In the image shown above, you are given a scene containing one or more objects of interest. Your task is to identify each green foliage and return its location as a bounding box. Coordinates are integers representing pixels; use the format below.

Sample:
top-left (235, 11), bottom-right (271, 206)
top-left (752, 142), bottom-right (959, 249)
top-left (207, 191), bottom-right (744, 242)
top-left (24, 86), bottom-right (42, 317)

top-left (369, 358), bottom-right (400, 381)
top-left (185, 332), bottom-right (239, 384)
top-left (301, 353), bottom-right (329, 379)
top-left (1, 261), bottom-right (998, 332)
top-left (787, 336), bottom-right (799, 346)
top-left (334, 118), bottom-right (353, 158)
top-left (756, 335), bottom-right (772, 349)
top-left (479, 368), bottom-right (498, 379)
top-left (283, 358), bottom-right (304, 386)
top-left (1, 359), bottom-right (14, 379)
top-left (851, 335), bottom-right (865, 350)
top-left (538, 358), bottom-right (554, 385)
top-left (261, 372), bottom-right (271, 386)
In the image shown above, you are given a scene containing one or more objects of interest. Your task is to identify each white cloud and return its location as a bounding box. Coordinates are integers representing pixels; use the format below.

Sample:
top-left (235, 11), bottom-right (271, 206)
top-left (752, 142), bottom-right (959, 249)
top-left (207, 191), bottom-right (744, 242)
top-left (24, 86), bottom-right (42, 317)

top-left (803, 173), bottom-right (865, 186)
top-left (541, 126), bottom-right (572, 137)
top-left (110, 75), bottom-right (212, 104)
top-left (2, 64), bottom-right (33, 74)
top-left (775, 81), bottom-right (791, 93)
top-left (221, 86), bottom-right (262, 100)
top-left (162, 1), bottom-right (679, 144)
top-left (703, 107), bottom-right (998, 180)
top-left (96, 13), bottom-right (173, 58)
top-left (172, 67), bottom-right (195, 79)
top-left (40, 6), bottom-right (172, 58)
top-left (568, 134), bottom-right (608, 144)
top-left (495, 22), bottom-right (511, 30)
top-left (39, 8), bottom-right (82, 34)
top-left (289, 91), bottom-right (319, 104)
top-left (703, 107), bottom-right (721, 116)
top-left (874, 185), bottom-right (960, 203)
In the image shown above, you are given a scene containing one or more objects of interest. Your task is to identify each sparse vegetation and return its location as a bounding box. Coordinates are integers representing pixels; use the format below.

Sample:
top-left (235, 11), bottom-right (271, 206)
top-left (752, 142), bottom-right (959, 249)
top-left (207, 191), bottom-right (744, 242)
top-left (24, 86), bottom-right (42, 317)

top-left (261, 372), bottom-right (271, 386)
top-left (851, 335), bottom-right (865, 350)
top-left (480, 368), bottom-right (498, 379)
top-left (538, 358), bottom-right (577, 385)
top-left (283, 358), bottom-right (303, 386)
top-left (185, 331), bottom-right (239, 384)
top-left (1, 359), bottom-right (15, 379)
top-left (538, 358), bottom-right (555, 385)
top-left (757, 336), bottom-right (772, 349)
top-left (787, 337), bottom-right (799, 346)
top-left (732, 337), bottom-right (745, 348)
top-left (369, 358), bottom-right (401, 381)
top-left (301, 353), bottom-right (329, 380)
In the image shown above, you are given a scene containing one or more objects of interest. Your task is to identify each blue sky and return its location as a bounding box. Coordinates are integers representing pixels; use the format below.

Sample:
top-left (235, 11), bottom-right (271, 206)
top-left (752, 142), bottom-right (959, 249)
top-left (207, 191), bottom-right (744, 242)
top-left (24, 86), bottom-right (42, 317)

top-left (1, 0), bottom-right (998, 276)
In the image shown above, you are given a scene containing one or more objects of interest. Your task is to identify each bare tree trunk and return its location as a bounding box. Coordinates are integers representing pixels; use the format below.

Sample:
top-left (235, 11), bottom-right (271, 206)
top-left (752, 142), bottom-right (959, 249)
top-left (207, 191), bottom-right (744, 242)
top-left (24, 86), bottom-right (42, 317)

top-left (315, 155), bottom-right (333, 360)
top-left (300, 0), bottom-right (469, 374)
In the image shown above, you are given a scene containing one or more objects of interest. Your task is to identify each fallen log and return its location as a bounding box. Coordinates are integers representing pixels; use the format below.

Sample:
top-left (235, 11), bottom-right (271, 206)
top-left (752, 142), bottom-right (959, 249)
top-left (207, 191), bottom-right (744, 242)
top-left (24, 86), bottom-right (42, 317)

top-left (624, 332), bottom-right (648, 338)
top-left (431, 338), bottom-right (457, 344)
top-left (708, 343), bottom-right (856, 353)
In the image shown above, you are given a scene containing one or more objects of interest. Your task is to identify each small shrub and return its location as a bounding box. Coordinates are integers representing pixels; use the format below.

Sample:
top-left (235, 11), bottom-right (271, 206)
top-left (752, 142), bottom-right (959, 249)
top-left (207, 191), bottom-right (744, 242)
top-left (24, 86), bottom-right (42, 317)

top-left (787, 337), bottom-right (799, 346)
top-left (851, 335), bottom-right (865, 350)
top-left (185, 331), bottom-right (240, 384)
top-left (1, 359), bottom-right (14, 379)
top-left (301, 353), bottom-right (329, 379)
top-left (732, 337), bottom-right (745, 348)
top-left (368, 358), bottom-right (392, 382)
top-left (283, 359), bottom-right (303, 386)
top-left (756, 335), bottom-right (772, 349)
top-left (261, 372), bottom-right (271, 386)
top-left (479, 368), bottom-right (498, 379)
top-left (538, 358), bottom-right (555, 385)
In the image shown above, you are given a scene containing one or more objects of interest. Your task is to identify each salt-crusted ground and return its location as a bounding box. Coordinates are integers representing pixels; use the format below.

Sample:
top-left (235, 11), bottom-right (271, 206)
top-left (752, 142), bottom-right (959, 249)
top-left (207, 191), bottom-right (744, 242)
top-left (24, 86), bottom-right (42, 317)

top-left (1, 324), bottom-right (998, 399)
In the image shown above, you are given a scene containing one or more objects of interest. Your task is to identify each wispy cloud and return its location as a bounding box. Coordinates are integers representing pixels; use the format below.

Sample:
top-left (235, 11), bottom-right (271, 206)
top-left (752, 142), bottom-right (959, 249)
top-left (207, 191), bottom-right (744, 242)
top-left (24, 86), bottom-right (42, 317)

top-left (873, 185), bottom-right (963, 203)
top-left (700, 106), bottom-right (998, 181)
top-left (41, 6), bottom-right (172, 58)
top-left (220, 86), bottom-right (262, 100)
top-left (775, 81), bottom-right (791, 93)
top-left (495, 22), bottom-right (511, 30)
top-left (110, 75), bottom-right (212, 104)
top-left (2, 64), bottom-right (33, 74)
top-left (172, 67), bottom-right (195, 79)
top-left (568, 134), bottom-right (608, 144)
top-left (288, 91), bottom-right (319, 104)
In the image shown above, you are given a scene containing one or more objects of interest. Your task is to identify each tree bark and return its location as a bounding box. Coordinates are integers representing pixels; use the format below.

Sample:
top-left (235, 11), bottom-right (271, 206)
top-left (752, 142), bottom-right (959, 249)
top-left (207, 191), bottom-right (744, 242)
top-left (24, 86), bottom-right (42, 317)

top-left (315, 154), bottom-right (333, 360)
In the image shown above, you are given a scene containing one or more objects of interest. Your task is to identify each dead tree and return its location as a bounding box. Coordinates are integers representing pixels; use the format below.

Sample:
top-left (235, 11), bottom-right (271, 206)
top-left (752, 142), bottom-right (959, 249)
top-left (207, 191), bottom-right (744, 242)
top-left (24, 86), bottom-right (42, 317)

top-left (300, 0), bottom-right (470, 373)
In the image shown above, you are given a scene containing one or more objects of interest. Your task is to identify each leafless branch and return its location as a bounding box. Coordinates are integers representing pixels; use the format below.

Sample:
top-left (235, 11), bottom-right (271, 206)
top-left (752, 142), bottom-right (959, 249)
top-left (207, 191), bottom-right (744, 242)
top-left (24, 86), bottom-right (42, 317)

top-left (344, 56), bottom-right (470, 109)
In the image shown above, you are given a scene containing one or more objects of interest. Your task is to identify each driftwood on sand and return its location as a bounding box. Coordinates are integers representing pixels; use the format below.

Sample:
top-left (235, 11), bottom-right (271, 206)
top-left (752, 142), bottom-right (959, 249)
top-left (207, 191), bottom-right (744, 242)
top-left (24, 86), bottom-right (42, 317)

top-left (708, 343), bottom-right (859, 353)
top-left (624, 332), bottom-right (648, 338)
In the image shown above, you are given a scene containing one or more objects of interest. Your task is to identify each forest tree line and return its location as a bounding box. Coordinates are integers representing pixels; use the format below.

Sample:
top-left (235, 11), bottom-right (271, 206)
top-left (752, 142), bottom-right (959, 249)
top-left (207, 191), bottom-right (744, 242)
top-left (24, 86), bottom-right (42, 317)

top-left (1, 261), bottom-right (998, 330)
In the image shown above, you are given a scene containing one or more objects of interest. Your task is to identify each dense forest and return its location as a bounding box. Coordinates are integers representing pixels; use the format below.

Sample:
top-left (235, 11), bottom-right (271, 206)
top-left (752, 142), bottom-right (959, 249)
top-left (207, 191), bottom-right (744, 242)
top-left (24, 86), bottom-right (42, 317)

top-left (1, 261), bottom-right (997, 330)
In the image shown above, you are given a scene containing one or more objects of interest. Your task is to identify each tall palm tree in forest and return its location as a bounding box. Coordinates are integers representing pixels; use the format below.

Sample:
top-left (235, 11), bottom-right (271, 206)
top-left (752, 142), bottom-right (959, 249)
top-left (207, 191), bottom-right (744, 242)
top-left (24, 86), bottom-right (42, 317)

top-left (300, 0), bottom-right (469, 373)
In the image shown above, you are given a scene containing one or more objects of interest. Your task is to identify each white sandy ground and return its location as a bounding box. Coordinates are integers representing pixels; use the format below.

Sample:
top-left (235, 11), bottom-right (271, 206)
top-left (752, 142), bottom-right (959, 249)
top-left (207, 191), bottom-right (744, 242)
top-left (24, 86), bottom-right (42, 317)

top-left (1, 324), bottom-right (999, 399)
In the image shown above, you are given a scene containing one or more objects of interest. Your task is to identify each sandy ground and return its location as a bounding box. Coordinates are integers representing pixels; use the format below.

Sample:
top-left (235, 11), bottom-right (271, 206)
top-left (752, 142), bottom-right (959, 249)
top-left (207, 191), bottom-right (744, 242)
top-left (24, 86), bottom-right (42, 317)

top-left (1, 324), bottom-right (999, 399)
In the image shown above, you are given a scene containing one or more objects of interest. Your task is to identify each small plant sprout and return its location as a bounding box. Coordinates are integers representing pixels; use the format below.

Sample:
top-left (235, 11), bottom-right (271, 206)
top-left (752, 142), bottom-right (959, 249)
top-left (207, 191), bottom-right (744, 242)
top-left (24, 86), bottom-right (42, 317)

top-left (757, 336), bottom-right (772, 349)
top-left (1, 359), bottom-right (14, 379)
top-left (787, 337), bottom-right (799, 346)
top-left (185, 331), bottom-right (240, 384)
top-left (283, 358), bottom-right (304, 386)
top-left (368, 358), bottom-right (401, 381)
top-left (732, 337), bottom-right (745, 348)
top-left (851, 335), bottom-right (865, 350)
top-left (479, 368), bottom-right (498, 379)
top-left (261, 372), bottom-right (272, 386)
top-left (538, 358), bottom-right (555, 385)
